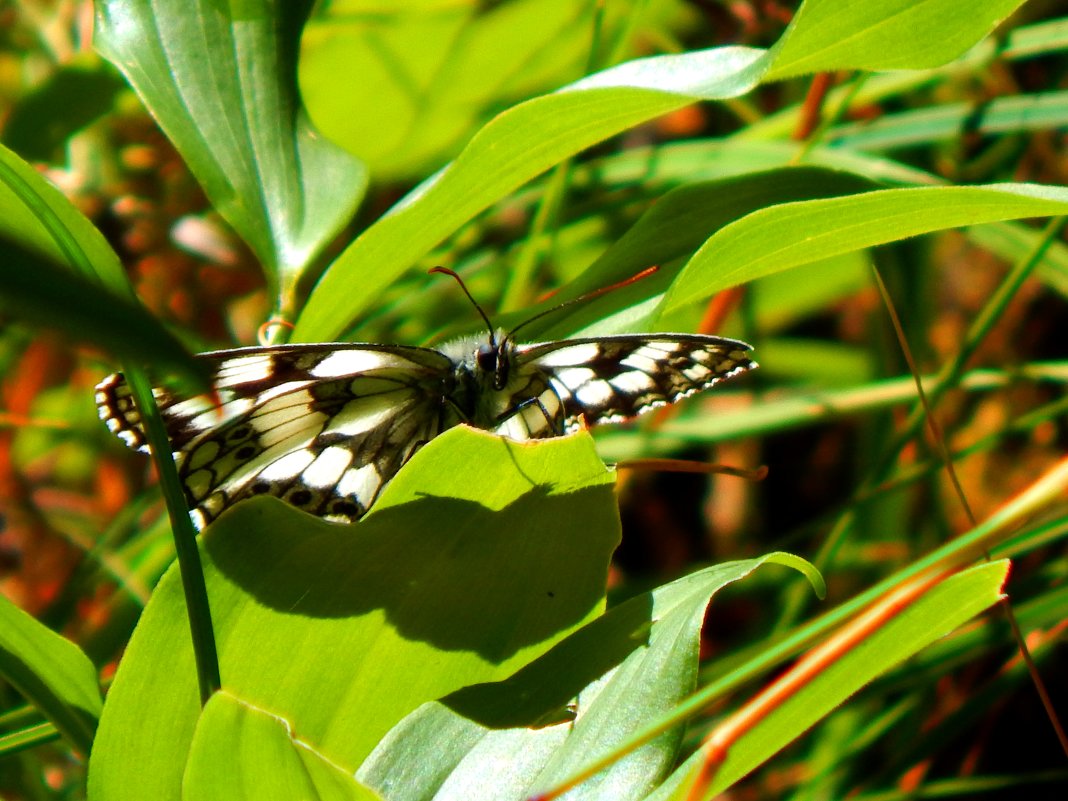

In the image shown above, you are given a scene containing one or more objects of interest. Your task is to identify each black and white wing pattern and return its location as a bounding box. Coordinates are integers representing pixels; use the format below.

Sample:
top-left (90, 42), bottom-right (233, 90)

top-left (503, 334), bottom-right (755, 438)
top-left (96, 344), bottom-right (455, 530)
top-left (96, 333), bottom-right (755, 529)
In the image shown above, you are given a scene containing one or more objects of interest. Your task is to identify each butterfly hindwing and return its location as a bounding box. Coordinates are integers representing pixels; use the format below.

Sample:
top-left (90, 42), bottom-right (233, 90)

top-left (516, 334), bottom-right (754, 430)
top-left (97, 344), bottom-right (454, 529)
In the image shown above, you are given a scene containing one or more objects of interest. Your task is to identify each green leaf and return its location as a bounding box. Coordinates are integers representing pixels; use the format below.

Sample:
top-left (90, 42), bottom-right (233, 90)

top-left (0, 592), bottom-right (102, 756)
top-left (87, 428), bottom-right (618, 801)
top-left (1, 58), bottom-right (126, 162)
top-left (541, 167), bottom-right (877, 338)
top-left (292, 0), bottom-right (1022, 342)
top-left (0, 235), bottom-right (203, 384)
top-left (967, 222), bottom-right (1068, 299)
top-left (357, 554), bottom-right (821, 801)
top-left (659, 183), bottom-right (1068, 316)
top-left (0, 144), bottom-right (204, 384)
top-left (183, 692), bottom-right (381, 801)
top-left (649, 560), bottom-right (1010, 800)
top-left (301, 0), bottom-right (634, 180)
top-left (827, 90), bottom-right (1068, 152)
top-left (290, 45), bottom-right (766, 342)
top-left (94, 0), bottom-right (366, 309)
top-left (0, 141), bottom-right (128, 293)
top-left (765, 0), bottom-right (1027, 78)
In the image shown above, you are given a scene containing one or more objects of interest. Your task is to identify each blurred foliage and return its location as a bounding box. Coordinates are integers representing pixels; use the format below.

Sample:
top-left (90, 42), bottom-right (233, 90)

top-left (0, 1), bottom-right (1066, 800)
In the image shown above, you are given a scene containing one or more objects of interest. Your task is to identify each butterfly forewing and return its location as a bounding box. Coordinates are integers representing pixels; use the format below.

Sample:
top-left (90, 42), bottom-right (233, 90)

top-left (517, 334), bottom-right (754, 430)
top-left (97, 333), bottom-right (754, 528)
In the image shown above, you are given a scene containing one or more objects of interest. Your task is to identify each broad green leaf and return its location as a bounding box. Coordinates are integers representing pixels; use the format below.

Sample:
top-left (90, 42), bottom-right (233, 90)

top-left (0, 591), bottom-right (102, 756)
top-left (737, 14), bottom-right (1068, 143)
top-left (291, 45), bottom-right (765, 342)
top-left (87, 428), bottom-right (618, 801)
top-left (649, 560), bottom-right (1010, 800)
top-left (183, 692), bottom-right (381, 801)
top-left (659, 184), bottom-right (1068, 316)
top-left (293, 0), bottom-right (1021, 342)
top-left (302, 0), bottom-right (661, 179)
top-left (94, 0), bottom-right (366, 310)
top-left (571, 139), bottom-right (1067, 303)
top-left (765, 0), bottom-right (1026, 78)
top-left (357, 554), bottom-right (820, 801)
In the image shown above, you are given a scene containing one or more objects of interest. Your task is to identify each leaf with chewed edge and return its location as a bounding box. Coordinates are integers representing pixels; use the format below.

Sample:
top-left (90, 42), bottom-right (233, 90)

top-left (87, 428), bottom-right (619, 801)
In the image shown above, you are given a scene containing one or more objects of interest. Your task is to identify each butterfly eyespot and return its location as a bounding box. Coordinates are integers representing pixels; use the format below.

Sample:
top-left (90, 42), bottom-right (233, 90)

top-left (250, 481), bottom-right (272, 494)
top-left (228, 425), bottom-right (251, 442)
top-left (235, 444), bottom-right (258, 460)
top-left (289, 489), bottom-right (313, 506)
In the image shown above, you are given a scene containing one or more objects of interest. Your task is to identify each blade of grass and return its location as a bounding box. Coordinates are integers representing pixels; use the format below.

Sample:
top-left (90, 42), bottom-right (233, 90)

top-left (535, 456), bottom-right (1068, 798)
top-left (123, 368), bottom-right (220, 705)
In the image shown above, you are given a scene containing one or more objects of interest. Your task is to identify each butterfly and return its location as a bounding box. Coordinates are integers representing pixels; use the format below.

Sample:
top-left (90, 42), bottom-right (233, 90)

top-left (97, 291), bottom-right (755, 530)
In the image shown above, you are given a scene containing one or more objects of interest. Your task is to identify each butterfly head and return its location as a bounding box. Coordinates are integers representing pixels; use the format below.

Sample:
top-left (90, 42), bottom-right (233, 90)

top-left (475, 333), bottom-right (512, 390)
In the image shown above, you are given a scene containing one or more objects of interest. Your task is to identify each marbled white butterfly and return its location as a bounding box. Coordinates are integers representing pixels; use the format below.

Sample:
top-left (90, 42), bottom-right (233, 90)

top-left (96, 282), bottom-right (755, 529)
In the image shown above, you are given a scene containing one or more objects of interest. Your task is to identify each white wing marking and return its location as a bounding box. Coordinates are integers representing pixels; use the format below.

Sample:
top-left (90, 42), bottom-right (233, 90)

top-left (323, 391), bottom-right (415, 438)
top-left (215, 355), bottom-right (275, 387)
top-left (336, 463), bottom-right (382, 507)
top-left (252, 447), bottom-right (317, 484)
top-left (574, 381), bottom-right (615, 407)
top-left (528, 343), bottom-right (602, 367)
top-left (302, 446), bottom-right (355, 489)
top-left (310, 350), bottom-right (424, 378)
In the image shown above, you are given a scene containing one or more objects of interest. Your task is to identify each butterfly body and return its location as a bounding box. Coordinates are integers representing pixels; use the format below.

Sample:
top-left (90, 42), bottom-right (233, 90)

top-left (97, 332), bottom-right (754, 529)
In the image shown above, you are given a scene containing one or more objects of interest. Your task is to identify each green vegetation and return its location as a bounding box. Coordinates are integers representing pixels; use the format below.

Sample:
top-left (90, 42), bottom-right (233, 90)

top-left (0, 2), bottom-right (1065, 799)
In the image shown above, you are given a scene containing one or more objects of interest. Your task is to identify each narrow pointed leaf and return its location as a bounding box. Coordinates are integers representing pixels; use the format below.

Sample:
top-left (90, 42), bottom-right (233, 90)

top-left (648, 561), bottom-right (1011, 800)
top-left (660, 184), bottom-right (1068, 316)
top-left (0, 236), bottom-right (203, 384)
top-left (766, 0), bottom-right (1026, 79)
top-left (0, 142), bottom-right (127, 293)
top-left (0, 144), bottom-right (204, 384)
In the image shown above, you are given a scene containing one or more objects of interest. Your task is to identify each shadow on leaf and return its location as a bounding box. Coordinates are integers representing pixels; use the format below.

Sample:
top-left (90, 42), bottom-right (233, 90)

top-left (205, 480), bottom-right (619, 663)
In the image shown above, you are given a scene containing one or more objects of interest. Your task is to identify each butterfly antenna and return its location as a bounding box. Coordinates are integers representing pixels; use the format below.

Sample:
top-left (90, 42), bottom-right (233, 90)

top-left (506, 266), bottom-right (659, 342)
top-left (429, 266), bottom-right (497, 348)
